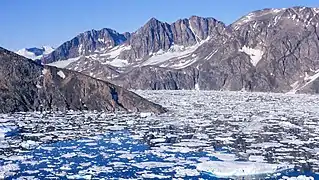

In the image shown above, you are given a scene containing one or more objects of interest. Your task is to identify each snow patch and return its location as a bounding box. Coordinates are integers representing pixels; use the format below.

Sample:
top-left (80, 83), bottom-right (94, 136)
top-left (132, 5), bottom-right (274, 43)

top-left (143, 37), bottom-right (210, 69)
top-left (98, 38), bottom-right (105, 43)
top-left (36, 84), bottom-right (42, 89)
top-left (16, 49), bottom-right (38, 59)
top-left (47, 57), bottom-right (81, 68)
top-left (169, 58), bottom-right (198, 69)
top-left (98, 45), bottom-right (132, 67)
top-left (194, 83), bottom-right (200, 91)
top-left (78, 44), bottom-right (84, 55)
top-left (272, 8), bottom-right (283, 13)
top-left (240, 13), bottom-right (255, 24)
top-left (42, 68), bottom-right (49, 75)
top-left (234, 8), bottom-right (283, 28)
top-left (16, 46), bottom-right (54, 60)
top-left (57, 70), bottom-right (66, 79)
top-left (140, 112), bottom-right (152, 118)
top-left (42, 46), bottom-right (54, 54)
top-left (105, 59), bottom-right (129, 67)
top-left (239, 46), bottom-right (264, 66)
top-left (290, 70), bottom-right (319, 93)
top-left (189, 22), bottom-right (201, 43)
top-left (205, 50), bottom-right (218, 60)
top-left (291, 81), bottom-right (299, 89)
top-left (101, 45), bottom-right (131, 59)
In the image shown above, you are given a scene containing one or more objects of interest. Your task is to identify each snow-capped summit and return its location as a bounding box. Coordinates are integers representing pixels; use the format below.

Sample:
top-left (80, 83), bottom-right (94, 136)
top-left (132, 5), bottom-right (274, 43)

top-left (16, 46), bottom-right (54, 60)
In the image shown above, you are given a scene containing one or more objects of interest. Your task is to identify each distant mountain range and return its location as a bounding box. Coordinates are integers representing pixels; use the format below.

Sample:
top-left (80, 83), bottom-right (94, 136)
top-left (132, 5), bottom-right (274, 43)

top-left (22, 6), bottom-right (319, 93)
top-left (16, 46), bottom-right (54, 60)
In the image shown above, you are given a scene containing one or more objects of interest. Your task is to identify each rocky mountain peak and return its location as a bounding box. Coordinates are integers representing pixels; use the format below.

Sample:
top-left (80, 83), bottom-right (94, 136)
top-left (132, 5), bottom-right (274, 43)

top-left (44, 27), bottom-right (128, 64)
top-left (231, 6), bottom-right (319, 31)
top-left (146, 17), bottom-right (162, 25)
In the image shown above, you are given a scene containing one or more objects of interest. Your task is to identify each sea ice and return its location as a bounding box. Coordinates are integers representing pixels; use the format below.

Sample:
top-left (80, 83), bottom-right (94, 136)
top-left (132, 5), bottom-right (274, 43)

top-left (196, 161), bottom-right (293, 178)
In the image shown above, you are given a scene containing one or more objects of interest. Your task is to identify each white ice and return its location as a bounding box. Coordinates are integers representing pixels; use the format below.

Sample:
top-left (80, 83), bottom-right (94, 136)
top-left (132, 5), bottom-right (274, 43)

top-left (47, 57), bottom-right (81, 68)
top-left (196, 161), bottom-right (293, 178)
top-left (239, 46), bottom-right (264, 66)
top-left (21, 140), bottom-right (39, 149)
top-left (57, 70), bottom-right (66, 79)
top-left (142, 37), bottom-right (210, 69)
top-left (0, 126), bottom-right (13, 139)
top-left (132, 162), bottom-right (175, 169)
top-left (210, 152), bottom-right (237, 161)
top-left (102, 45), bottom-right (131, 59)
top-left (16, 46), bottom-right (54, 60)
top-left (0, 163), bottom-right (19, 178)
top-left (280, 175), bottom-right (315, 180)
top-left (174, 166), bottom-right (200, 177)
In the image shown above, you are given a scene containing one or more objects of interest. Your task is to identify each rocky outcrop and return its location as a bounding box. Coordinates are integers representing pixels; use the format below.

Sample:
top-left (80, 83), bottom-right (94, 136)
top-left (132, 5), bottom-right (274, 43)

top-left (118, 16), bottom-right (226, 61)
top-left (113, 66), bottom-right (199, 90)
top-left (0, 47), bottom-right (166, 113)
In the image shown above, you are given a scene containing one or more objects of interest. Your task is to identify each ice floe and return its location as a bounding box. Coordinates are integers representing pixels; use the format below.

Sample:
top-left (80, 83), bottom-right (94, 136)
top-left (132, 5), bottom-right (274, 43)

top-left (1, 90), bottom-right (319, 178)
top-left (197, 161), bottom-right (293, 178)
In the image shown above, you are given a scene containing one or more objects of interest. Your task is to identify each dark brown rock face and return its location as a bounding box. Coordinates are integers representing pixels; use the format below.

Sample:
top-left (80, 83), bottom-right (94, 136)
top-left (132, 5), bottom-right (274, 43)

top-left (0, 47), bottom-right (166, 113)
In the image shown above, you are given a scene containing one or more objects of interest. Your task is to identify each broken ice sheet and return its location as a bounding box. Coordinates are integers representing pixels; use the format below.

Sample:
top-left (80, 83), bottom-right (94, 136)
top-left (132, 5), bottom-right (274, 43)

top-left (1, 91), bottom-right (319, 179)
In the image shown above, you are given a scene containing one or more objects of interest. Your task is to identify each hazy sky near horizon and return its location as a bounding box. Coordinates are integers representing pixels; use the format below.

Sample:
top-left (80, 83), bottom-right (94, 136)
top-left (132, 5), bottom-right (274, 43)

top-left (1, 0), bottom-right (319, 50)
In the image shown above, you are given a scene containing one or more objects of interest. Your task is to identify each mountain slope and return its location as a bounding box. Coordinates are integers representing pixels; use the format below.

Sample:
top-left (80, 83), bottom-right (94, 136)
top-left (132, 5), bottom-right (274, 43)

top-left (43, 6), bottom-right (319, 93)
top-left (0, 47), bottom-right (166, 113)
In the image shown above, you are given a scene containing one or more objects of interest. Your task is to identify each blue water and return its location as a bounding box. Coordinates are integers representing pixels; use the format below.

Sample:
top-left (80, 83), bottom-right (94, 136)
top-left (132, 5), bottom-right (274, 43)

top-left (1, 130), bottom-right (318, 179)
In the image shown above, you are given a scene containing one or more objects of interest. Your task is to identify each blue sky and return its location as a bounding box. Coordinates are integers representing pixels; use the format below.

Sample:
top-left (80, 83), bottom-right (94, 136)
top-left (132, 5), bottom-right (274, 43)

top-left (1, 0), bottom-right (318, 51)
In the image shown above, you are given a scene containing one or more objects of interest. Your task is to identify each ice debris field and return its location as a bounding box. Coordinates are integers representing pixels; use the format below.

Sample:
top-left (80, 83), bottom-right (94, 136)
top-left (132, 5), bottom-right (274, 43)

top-left (1, 90), bottom-right (319, 179)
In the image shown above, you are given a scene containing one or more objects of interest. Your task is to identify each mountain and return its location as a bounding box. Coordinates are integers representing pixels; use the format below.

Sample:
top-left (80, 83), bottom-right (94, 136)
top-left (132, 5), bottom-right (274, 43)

top-left (16, 46), bottom-right (54, 60)
top-left (44, 6), bottom-right (319, 94)
top-left (44, 28), bottom-right (127, 64)
top-left (0, 47), bottom-right (166, 113)
top-left (44, 16), bottom-right (229, 79)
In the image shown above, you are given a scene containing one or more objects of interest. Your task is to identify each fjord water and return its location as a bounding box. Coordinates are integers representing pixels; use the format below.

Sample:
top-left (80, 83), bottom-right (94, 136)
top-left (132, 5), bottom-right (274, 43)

top-left (1, 90), bottom-right (319, 179)
top-left (1, 130), bottom-right (317, 179)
